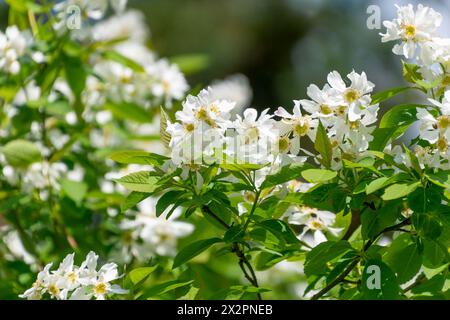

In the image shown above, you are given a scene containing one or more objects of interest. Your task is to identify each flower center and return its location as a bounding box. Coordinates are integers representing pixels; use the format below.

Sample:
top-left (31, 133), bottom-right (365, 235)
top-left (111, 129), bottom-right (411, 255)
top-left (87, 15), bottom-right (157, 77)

top-left (278, 136), bottom-right (290, 153)
top-left (320, 104), bottom-right (333, 115)
top-left (293, 118), bottom-right (310, 137)
top-left (403, 24), bottom-right (416, 38)
top-left (442, 75), bottom-right (450, 87)
top-left (195, 107), bottom-right (209, 121)
top-left (245, 126), bottom-right (260, 144)
top-left (437, 115), bottom-right (450, 129)
top-left (349, 121), bottom-right (360, 130)
top-left (243, 191), bottom-right (256, 203)
top-left (308, 218), bottom-right (324, 230)
top-left (94, 283), bottom-right (107, 295)
top-left (437, 137), bottom-right (449, 152)
top-left (344, 89), bottom-right (360, 103)
top-left (184, 123), bottom-right (195, 132)
top-left (335, 105), bottom-right (347, 116)
top-left (67, 271), bottom-right (77, 284)
top-left (162, 80), bottom-right (171, 93)
top-left (48, 284), bottom-right (60, 297)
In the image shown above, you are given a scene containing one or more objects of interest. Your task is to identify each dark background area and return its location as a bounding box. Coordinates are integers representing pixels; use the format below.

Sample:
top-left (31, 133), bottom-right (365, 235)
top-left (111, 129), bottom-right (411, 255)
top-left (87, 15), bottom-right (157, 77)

top-left (2, 0), bottom-right (450, 110)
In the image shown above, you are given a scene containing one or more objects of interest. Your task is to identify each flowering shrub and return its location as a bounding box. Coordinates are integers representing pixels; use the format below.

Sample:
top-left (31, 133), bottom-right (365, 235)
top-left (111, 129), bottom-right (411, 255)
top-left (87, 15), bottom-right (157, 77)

top-left (0, 1), bottom-right (449, 300)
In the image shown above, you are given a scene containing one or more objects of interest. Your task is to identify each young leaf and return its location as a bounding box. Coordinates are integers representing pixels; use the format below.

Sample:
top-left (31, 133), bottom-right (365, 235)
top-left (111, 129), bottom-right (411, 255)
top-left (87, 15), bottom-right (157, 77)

top-left (160, 107), bottom-right (171, 148)
top-left (105, 101), bottom-right (152, 123)
top-left (115, 171), bottom-right (159, 193)
top-left (121, 191), bottom-right (150, 212)
top-left (128, 266), bottom-right (158, 285)
top-left (301, 169), bottom-right (337, 183)
top-left (381, 182), bottom-right (420, 201)
top-left (173, 238), bottom-right (223, 269)
top-left (156, 190), bottom-right (185, 217)
top-left (371, 86), bottom-right (414, 104)
top-left (2, 139), bottom-right (42, 168)
top-left (61, 179), bottom-right (88, 204)
top-left (314, 121), bottom-right (333, 168)
top-left (142, 280), bottom-right (194, 299)
top-left (110, 150), bottom-right (169, 166)
top-left (261, 163), bottom-right (311, 189)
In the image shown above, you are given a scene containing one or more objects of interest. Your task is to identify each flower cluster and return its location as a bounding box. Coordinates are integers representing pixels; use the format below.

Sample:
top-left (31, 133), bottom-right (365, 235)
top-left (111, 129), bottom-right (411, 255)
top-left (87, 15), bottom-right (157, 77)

top-left (165, 70), bottom-right (378, 170)
top-left (381, 3), bottom-right (450, 169)
top-left (20, 252), bottom-right (127, 300)
top-left (0, 26), bottom-right (29, 74)
top-left (117, 198), bottom-right (194, 262)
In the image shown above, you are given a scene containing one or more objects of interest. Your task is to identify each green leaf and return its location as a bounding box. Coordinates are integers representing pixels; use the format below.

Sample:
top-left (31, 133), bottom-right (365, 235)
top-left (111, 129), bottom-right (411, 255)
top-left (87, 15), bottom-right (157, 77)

top-left (115, 171), bottom-right (159, 193)
top-left (304, 241), bottom-right (355, 276)
top-left (173, 238), bottom-right (222, 269)
top-left (423, 239), bottom-right (446, 269)
top-left (64, 54), bottom-right (86, 98)
top-left (402, 61), bottom-right (422, 84)
top-left (121, 191), bottom-right (150, 212)
top-left (371, 87), bottom-right (414, 104)
top-left (101, 50), bottom-right (145, 72)
top-left (61, 179), bottom-right (88, 204)
top-left (379, 104), bottom-right (427, 138)
top-left (128, 266), bottom-right (158, 285)
top-left (258, 219), bottom-right (300, 245)
top-left (223, 225), bottom-right (245, 243)
top-left (143, 280), bottom-right (194, 299)
top-left (301, 169), bottom-right (337, 183)
top-left (156, 190), bottom-right (185, 217)
top-left (160, 107), bottom-right (171, 148)
top-left (381, 182), bottom-right (420, 201)
top-left (361, 259), bottom-right (401, 300)
top-left (361, 203), bottom-right (401, 240)
top-left (314, 121), bottom-right (333, 168)
top-left (110, 151), bottom-right (168, 166)
top-left (426, 171), bottom-right (450, 189)
top-left (366, 177), bottom-right (390, 194)
top-left (260, 163), bottom-right (310, 189)
top-left (255, 252), bottom-right (288, 271)
top-left (2, 139), bottom-right (42, 168)
top-left (105, 101), bottom-right (152, 123)
top-left (369, 127), bottom-right (398, 151)
top-left (384, 235), bottom-right (422, 284)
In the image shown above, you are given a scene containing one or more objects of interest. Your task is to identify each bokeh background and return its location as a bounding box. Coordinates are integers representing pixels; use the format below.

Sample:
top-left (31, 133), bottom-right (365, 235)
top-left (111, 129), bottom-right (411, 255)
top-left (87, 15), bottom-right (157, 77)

top-left (127, 0), bottom-right (450, 110)
top-left (1, 0), bottom-right (449, 110)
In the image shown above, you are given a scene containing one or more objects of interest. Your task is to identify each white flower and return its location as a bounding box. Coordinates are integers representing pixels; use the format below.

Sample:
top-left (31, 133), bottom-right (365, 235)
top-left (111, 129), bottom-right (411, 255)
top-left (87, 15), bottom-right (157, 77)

top-left (167, 88), bottom-right (235, 165)
top-left (231, 108), bottom-right (277, 164)
top-left (22, 161), bottom-right (68, 191)
top-left (0, 26), bottom-right (28, 74)
top-left (380, 4), bottom-right (442, 59)
top-left (93, 10), bottom-right (149, 44)
top-left (326, 70), bottom-right (375, 122)
top-left (287, 206), bottom-right (342, 248)
top-left (416, 108), bottom-right (450, 150)
top-left (13, 81), bottom-right (41, 105)
top-left (276, 100), bottom-right (318, 149)
top-left (79, 263), bottom-right (127, 300)
top-left (2, 230), bottom-right (35, 265)
top-left (20, 252), bottom-right (127, 300)
top-left (209, 74), bottom-right (253, 116)
top-left (120, 198), bottom-right (194, 259)
top-left (147, 58), bottom-right (189, 104)
top-left (299, 84), bottom-right (338, 120)
top-left (53, 253), bottom-right (81, 291)
top-left (19, 263), bottom-right (53, 300)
